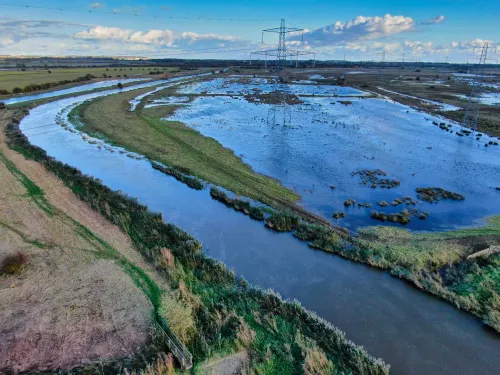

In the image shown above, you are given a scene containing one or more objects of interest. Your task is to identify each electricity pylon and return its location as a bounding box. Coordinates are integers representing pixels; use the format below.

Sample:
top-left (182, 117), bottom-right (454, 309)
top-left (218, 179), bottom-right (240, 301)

top-left (463, 42), bottom-right (497, 133)
top-left (250, 19), bottom-right (315, 126)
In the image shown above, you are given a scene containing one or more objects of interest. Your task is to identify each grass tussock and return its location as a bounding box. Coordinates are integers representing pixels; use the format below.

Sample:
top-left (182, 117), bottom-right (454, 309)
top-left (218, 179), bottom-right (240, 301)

top-left (0, 251), bottom-right (28, 275)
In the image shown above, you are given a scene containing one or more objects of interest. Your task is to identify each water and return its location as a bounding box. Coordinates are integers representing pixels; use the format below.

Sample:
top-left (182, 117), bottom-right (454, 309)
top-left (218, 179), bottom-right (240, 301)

top-left (18, 81), bottom-right (500, 375)
top-left (3, 78), bottom-right (151, 105)
top-left (169, 85), bottom-right (500, 231)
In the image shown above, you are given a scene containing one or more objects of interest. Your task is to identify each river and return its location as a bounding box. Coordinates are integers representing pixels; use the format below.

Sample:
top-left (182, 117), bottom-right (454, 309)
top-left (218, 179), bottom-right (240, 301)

top-left (13, 78), bottom-right (500, 375)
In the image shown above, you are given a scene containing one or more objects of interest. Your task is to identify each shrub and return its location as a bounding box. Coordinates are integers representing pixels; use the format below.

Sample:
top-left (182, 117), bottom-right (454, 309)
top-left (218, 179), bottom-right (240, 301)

top-left (159, 293), bottom-right (196, 343)
top-left (265, 211), bottom-right (300, 231)
top-left (12, 87), bottom-right (22, 94)
top-left (117, 82), bottom-right (124, 89)
top-left (1, 252), bottom-right (28, 275)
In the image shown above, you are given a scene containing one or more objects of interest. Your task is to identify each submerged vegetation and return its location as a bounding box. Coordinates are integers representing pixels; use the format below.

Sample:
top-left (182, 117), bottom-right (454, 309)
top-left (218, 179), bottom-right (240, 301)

top-left (6, 119), bottom-right (389, 374)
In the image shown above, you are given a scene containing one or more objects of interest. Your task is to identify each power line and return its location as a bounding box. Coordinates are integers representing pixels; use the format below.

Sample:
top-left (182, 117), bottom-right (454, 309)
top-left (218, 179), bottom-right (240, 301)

top-left (109, 44), bottom-right (259, 58)
top-left (0, 3), bottom-right (271, 22)
top-left (463, 42), bottom-right (498, 133)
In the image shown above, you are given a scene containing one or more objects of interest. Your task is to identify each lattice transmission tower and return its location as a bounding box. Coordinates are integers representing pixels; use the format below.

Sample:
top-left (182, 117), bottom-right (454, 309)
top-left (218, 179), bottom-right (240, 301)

top-left (250, 19), bottom-right (315, 125)
top-left (463, 42), bottom-right (497, 133)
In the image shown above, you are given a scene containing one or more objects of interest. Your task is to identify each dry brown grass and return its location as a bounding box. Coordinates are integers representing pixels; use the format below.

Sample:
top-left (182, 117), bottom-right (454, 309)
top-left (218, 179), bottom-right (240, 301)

top-left (0, 109), bottom-right (168, 372)
top-left (296, 332), bottom-right (335, 375)
top-left (125, 353), bottom-right (175, 375)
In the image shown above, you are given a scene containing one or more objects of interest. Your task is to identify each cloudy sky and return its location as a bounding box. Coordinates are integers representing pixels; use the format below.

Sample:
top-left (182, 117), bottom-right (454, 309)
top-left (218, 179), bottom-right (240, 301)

top-left (0, 0), bottom-right (498, 62)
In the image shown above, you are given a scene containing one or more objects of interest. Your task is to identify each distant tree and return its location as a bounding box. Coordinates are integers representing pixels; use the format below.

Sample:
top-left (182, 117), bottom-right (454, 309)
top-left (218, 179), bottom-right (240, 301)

top-left (48, 70), bottom-right (52, 73)
top-left (416, 76), bottom-right (421, 81)
top-left (13, 87), bottom-right (23, 94)
top-left (117, 82), bottom-right (123, 89)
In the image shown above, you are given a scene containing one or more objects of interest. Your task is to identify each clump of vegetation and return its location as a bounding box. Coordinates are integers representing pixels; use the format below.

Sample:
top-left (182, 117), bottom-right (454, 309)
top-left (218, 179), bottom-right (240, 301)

top-left (337, 101), bottom-right (353, 106)
top-left (377, 200), bottom-right (389, 207)
top-left (265, 211), bottom-right (300, 231)
top-left (152, 162), bottom-right (204, 190)
top-left (0, 102), bottom-right (5, 110)
top-left (244, 91), bottom-right (303, 105)
top-left (210, 187), bottom-right (265, 221)
top-left (370, 211), bottom-right (388, 222)
top-left (416, 187), bottom-right (465, 203)
top-left (293, 222), bottom-right (343, 253)
top-left (358, 202), bottom-right (372, 208)
top-left (210, 186), bottom-right (233, 204)
top-left (1, 252), bottom-right (28, 275)
top-left (344, 198), bottom-right (356, 207)
top-left (332, 211), bottom-right (345, 219)
top-left (352, 169), bottom-right (400, 189)
top-left (390, 196), bottom-right (417, 206)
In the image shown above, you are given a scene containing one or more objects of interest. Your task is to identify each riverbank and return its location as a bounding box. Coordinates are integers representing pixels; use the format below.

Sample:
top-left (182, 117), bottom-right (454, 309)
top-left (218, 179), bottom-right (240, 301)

top-left (69, 77), bottom-right (500, 333)
top-left (4, 107), bottom-right (389, 374)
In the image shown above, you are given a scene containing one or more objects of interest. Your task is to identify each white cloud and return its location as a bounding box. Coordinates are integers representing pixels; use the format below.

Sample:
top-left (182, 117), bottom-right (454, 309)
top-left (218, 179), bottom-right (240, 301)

top-left (75, 26), bottom-right (131, 42)
top-left (74, 26), bottom-right (243, 48)
top-left (88, 2), bottom-right (105, 8)
top-left (450, 38), bottom-right (492, 51)
top-left (421, 15), bottom-right (445, 25)
top-left (290, 14), bottom-right (416, 46)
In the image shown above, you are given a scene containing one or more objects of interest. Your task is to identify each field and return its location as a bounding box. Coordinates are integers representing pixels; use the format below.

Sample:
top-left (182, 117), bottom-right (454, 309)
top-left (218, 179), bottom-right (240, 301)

top-left (72, 86), bottom-right (302, 211)
top-left (286, 67), bottom-right (500, 137)
top-left (0, 66), bottom-right (178, 93)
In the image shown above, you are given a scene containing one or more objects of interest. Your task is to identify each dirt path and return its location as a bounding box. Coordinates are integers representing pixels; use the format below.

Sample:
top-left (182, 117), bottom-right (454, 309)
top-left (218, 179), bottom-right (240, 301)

top-left (0, 108), bottom-right (168, 372)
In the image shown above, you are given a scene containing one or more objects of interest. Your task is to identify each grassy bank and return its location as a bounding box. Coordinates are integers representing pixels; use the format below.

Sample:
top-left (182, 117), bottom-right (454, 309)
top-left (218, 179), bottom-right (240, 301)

top-left (6, 113), bottom-right (389, 374)
top-left (351, 224), bottom-right (500, 331)
top-left (71, 88), bottom-right (301, 209)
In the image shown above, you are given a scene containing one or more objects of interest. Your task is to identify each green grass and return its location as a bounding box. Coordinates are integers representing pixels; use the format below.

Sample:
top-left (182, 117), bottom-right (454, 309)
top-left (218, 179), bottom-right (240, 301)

top-left (73, 89), bottom-right (300, 209)
top-left (0, 66), bottom-right (178, 93)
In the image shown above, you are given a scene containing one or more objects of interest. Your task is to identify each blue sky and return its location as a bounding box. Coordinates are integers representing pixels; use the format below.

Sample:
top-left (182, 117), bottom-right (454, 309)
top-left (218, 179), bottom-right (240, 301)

top-left (0, 1), bottom-right (498, 62)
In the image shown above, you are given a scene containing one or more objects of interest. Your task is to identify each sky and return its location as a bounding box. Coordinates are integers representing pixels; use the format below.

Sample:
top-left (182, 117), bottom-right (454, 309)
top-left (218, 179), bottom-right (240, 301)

top-left (0, 0), bottom-right (498, 62)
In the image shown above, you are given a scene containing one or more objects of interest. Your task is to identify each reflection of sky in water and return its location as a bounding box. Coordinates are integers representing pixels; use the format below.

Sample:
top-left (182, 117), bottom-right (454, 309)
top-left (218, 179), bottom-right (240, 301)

top-left (170, 88), bottom-right (500, 231)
